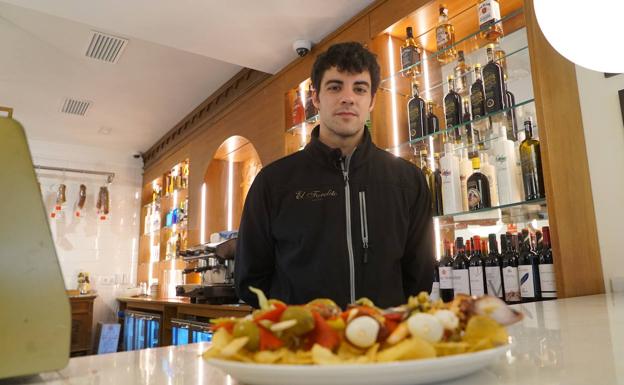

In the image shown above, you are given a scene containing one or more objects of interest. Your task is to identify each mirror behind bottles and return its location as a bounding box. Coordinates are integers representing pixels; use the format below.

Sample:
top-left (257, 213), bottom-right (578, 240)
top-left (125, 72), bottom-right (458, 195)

top-left (202, 136), bottom-right (262, 241)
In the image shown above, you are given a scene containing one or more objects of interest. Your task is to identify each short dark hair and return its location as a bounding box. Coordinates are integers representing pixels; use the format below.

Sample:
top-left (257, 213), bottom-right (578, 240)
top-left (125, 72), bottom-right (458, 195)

top-left (311, 42), bottom-right (381, 97)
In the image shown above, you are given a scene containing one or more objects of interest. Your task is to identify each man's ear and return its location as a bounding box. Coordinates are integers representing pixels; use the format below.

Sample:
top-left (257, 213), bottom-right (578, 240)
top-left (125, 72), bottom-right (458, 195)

top-left (369, 92), bottom-right (377, 112)
top-left (312, 89), bottom-right (320, 110)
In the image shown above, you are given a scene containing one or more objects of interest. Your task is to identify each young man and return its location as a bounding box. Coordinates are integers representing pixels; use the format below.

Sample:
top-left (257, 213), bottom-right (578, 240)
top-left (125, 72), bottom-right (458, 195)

top-left (235, 42), bottom-right (434, 308)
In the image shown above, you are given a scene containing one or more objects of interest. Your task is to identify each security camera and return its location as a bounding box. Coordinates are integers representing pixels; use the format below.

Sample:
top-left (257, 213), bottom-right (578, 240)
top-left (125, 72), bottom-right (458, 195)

top-left (293, 40), bottom-right (312, 57)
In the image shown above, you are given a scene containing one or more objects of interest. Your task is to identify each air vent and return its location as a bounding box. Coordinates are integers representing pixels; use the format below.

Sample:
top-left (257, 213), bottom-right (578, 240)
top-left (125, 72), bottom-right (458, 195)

top-left (85, 31), bottom-right (128, 63)
top-left (61, 98), bottom-right (92, 116)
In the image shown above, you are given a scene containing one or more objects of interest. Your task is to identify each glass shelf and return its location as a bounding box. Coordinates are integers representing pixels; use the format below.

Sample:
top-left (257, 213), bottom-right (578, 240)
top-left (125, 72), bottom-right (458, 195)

top-left (381, 7), bottom-right (525, 84)
top-left (379, 45), bottom-right (529, 99)
top-left (286, 114), bottom-right (319, 134)
top-left (436, 198), bottom-right (547, 227)
top-left (385, 97), bottom-right (534, 154)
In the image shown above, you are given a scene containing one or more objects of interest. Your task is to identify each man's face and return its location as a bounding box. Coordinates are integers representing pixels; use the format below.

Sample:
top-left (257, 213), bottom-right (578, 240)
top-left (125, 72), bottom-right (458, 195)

top-left (313, 66), bottom-right (376, 141)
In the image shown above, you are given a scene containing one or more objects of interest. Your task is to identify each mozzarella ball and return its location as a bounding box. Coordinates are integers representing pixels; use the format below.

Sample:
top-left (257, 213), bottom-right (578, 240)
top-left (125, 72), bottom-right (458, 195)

top-left (434, 310), bottom-right (459, 330)
top-left (345, 316), bottom-right (380, 348)
top-left (406, 313), bottom-right (444, 343)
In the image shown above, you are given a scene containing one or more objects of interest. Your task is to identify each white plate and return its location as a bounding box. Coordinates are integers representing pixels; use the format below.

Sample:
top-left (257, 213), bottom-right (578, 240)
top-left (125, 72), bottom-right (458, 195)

top-left (206, 345), bottom-right (509, 385)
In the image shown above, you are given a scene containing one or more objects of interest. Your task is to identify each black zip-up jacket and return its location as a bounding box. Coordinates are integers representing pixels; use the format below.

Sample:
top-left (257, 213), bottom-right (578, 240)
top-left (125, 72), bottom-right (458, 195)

top-left (235, 126), bottom-right (434, 309)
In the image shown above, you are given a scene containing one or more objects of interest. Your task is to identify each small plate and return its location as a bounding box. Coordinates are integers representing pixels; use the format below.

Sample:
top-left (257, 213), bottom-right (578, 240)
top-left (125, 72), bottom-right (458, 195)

top-left (206, 345), bottom-right (508, 385)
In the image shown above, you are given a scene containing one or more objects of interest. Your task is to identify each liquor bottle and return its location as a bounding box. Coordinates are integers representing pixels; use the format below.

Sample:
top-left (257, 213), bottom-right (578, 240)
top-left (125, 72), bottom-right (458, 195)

top-left (292, 90), bottom-right (305, 126)
top-left (539, 226), bottom-right (557, 299)
top-left (489, 122), bottom-right (522, 205)
top-left (483, 45), bottom-right (505, 115)
top-left (426, 100), bottom-right (440, 135)
top-left (407, 78), bottom-right (427, 141)
top-left (305, 83), bottom-right (318, 120)
top-left (439, 240), bottom-right (455, 302)
top-left (467, 156), bottom-right (491, 211)
top-left (469, 235), bottom-right (487, 296)
top-left (444, 75), bottom-right (462, 131)
top-left (452, 237), bottom-right (471, 297)
top-left (470, 64), bottom-right (486, 120)
top-left (458, 149), bottom-right (472, 211)
top-left (454, 51), bottom-right (472, 97)
top-left (518, 229), bottom-right (542, 302)
top-left (501, 234), bottom-right (521, 303)
top-left (401, 27), bottom-right (422, 76)
top-left (504, 86), bottom-right (518, 141)
top-left (432, 154), bottom-right (444, 216)
top-left (436, 5), bottom-right (456, 63)
top-left (485, 234), bottom-right (505, 299)
top-left (477, 0), bottom-right (503, 42)
top-left (431, 258), bottom-right (441, 301)
top-left (519, 118), bottom-right (546, 200)
top-left (462, 97), bottom-right (474, 149)
top-left (440, 140), bottom-right (463, 215)
top-left (479, 153), bottom-right (500, 206)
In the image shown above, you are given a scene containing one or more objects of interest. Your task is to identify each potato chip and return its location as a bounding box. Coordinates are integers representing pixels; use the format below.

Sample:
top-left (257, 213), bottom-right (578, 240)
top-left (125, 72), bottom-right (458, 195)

top-left (433, 342), bottom-right (469, 356)
top-left (220, 337), bottom-right (249, 357)
top-left (337, 341), bottom-right (365, 361)
top-left (466, 338), bottom-right (494, 352)
top-left (365, 343), bottom-right (379, 362)
top-left (312, 344), bottom-right (343, 365)
top-left (463, 315), bottom-right (508, 346)
top-left (254, 349), bottom-right (285, 364)
top-left (376, 336), bottom-right (436, 362)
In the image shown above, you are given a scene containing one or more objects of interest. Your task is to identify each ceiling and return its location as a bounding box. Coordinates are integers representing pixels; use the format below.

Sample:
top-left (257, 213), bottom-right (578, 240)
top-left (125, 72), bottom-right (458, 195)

top-left (0, 0), bottom-right (375, 158)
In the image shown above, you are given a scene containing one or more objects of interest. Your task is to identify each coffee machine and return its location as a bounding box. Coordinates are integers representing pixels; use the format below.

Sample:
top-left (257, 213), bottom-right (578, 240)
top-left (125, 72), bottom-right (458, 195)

top-left (175, 238), bottom-right (239, 304)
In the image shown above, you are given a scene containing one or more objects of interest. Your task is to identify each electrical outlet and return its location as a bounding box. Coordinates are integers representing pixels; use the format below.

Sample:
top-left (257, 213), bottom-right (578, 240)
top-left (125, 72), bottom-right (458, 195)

top-left (99, 275), bottom-right (115, 285)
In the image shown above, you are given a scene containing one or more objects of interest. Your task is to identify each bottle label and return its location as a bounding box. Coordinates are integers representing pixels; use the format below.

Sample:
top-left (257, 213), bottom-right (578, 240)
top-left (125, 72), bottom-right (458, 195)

top-left (470, 89), bottom-right (485, 118)
top-left (467, 180), bottom-right (483, 210)
top-left (444, 98), bottom-right (458, 127)
top-left (518, 265), bottom-right (536, 298)
top-left (430, 282), bottom-right (440, 301)
top-left (408, 99), bottom-right (425, 140)
top-left (483, 69), bottom-right (503, 112)
top-left (539, 264), bottom-right (557, 298)
top-left (452, 269), bottom-right (470, 296)
top-left (439, 266), bottom-right (454, 289)
top-left (401, 46), bottom-right (420, 72)
top-left (436, 27), bottom-right (448, 47)
top-left (485, 266), bottom-right (504, 298)
top-left (478, 0), bottom-right (501, 27)
top-left (469, 266), bottom-right (485, 296)
top-left (503, 266), bottom-right (520, 302)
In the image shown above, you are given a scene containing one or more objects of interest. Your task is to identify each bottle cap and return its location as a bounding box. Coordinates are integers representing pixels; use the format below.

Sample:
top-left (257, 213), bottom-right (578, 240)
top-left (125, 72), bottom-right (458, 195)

top-left (447, 74), bottom-right (454, 81)
top-left (439, 5), bottom-right (448, 15)
top-left (474, 63), bottom-right (481, 69)
top-left (406, 26), bottom-right (413, 37)
top-left (471, 156), bottom-right (481, 169)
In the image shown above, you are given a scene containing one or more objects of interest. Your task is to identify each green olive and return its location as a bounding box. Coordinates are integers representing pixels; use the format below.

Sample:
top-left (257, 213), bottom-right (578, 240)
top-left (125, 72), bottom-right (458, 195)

top-left (306, 298), bottom-right (341, 318)
top-left (232, 320), bottom-right (260, 351)
top-left (279, 306), bottom-right (315, 336)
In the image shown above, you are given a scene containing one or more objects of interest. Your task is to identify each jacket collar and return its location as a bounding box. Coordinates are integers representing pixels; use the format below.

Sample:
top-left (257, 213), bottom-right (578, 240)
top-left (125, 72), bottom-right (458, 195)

top-left (304, 125), bottom-right (374, 171)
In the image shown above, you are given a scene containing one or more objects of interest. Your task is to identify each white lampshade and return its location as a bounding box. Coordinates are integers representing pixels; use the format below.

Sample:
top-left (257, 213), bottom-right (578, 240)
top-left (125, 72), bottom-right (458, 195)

top-left (534, 0), bottom-right (624, 73)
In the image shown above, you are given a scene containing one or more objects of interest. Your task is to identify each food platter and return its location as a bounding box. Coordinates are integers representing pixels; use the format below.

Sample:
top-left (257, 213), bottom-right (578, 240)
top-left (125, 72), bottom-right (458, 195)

top-left (206, 344), bottom-right (508, 385)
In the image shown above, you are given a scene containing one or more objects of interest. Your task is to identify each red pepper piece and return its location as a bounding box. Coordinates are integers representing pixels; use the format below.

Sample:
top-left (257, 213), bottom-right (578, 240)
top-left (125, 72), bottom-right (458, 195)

top-left (211, 321), bottom-right (234, 334)
top-left (254, 303), bottom-right (287, 323)
top-left (309, 311), bottom-right (340, 351)
top-left (259, 325), bottom-right (284, 351)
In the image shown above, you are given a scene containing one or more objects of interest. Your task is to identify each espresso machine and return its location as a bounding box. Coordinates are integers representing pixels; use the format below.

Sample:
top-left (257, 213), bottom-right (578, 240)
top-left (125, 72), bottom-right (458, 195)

top-left (175, 238), bottom-right (239, 304)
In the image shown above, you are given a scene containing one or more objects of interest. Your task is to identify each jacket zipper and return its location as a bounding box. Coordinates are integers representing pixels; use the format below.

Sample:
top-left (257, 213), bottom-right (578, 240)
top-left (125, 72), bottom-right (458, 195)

top-left (359, 191), bottom-right (369, 264)
top-left (340, 154), bottom-right (356, 304)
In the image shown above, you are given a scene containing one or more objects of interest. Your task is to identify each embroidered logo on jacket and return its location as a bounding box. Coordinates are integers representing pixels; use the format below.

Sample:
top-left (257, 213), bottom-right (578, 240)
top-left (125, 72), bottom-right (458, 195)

top-left (295, 189), bottom-right (338, 201)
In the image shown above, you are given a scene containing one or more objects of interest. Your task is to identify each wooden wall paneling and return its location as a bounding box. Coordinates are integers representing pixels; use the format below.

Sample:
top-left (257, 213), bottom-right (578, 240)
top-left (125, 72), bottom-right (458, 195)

top-left (524, 0), bottom-right (604, 296)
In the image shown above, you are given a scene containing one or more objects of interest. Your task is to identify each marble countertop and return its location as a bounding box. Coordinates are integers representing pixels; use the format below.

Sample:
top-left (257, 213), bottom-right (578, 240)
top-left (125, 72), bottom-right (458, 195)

top-left (10, 293), bottom-right (624, 385)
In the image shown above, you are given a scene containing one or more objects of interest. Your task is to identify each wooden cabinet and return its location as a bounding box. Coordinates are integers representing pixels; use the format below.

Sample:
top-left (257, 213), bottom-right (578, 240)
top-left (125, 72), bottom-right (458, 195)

top-left (68, 295), bottom-right (96, 356)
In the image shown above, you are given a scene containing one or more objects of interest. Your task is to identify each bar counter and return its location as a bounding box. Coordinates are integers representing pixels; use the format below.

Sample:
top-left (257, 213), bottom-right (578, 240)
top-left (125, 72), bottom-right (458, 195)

top-left (13, 293), bottom-right (624, 385)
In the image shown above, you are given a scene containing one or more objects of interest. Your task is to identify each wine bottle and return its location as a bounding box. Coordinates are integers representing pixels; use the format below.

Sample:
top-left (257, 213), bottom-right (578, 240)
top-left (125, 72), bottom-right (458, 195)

top-left (401, 27), bottom-right (422, 76)
top-left (467, 156), bottom-right (492, 211)
top-left (469, 235), bottom-right (487, 296)
top-left (539, 226), bottom-right (557, 299)
top-left (477, 0), bottom-right (504, 42)
top-left (436, 5), bottom-right (456, 63)
top-left (407, 78), bottom-right (427, 141)
top-left (432, 154), bottom-right (444, 216)
top-left (519, 118), bottom-right (546, 200)
top-left (444, 75), bottom-right (462, 133)
top-left (431, 258), bottom-right (441, 301)
top-left (462, 97), bottom-right (475, 151)
top-left (440, 140), bottom-right (463, 215)
top-left (439, 240), bottom-right (455, 302)
top-left (485, 234), bottom-right (505, 299)
top-left (483, 45), bottom-right (505, 115)
top-left (518, 229), bottom-right (542, 302)
top-left (470, 64), bottom-right (486, 120)
top-left (426, 100), bottom-right (440, 135)
top-left (501, 234), bottom-right (521, 303)
top-left (454, 51), bottom-right (472, 97)
top-left (452, 237), bottom-right (471, 296)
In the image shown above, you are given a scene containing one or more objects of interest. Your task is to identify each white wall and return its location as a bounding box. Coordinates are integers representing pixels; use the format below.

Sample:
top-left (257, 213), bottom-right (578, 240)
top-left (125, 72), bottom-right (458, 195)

top-left (28, 138), bottom-right (143, 330)
top-left (575, 67), bottom-right (624, 292)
